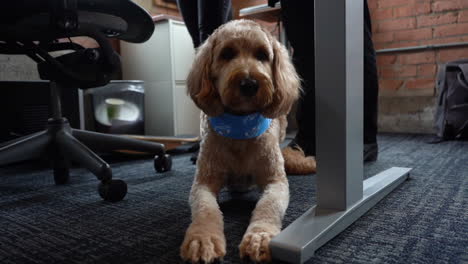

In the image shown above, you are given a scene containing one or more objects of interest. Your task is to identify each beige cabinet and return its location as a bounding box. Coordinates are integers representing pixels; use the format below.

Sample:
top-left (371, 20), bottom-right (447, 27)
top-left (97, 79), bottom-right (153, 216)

top-left (120, 18), bottom-right (200, 136)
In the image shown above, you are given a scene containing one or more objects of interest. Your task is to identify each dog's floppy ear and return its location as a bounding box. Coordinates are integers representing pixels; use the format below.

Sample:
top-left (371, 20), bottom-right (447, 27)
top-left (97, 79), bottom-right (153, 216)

top-left (187, 36), bottom-right (224, 117)
top-left (262, 36), bottom-right (300, 118)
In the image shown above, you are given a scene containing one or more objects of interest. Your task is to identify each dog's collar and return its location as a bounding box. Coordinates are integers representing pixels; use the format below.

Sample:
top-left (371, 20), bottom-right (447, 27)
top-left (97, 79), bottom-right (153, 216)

top-left (208, 113), bottom-right (272, 139)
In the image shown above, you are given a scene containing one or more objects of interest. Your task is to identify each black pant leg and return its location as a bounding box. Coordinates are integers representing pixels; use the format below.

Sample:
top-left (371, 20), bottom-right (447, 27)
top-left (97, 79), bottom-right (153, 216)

top-left (176, 0), bottom-right (232, 48)
top-left (280, 0), bottom-right (317, 156)
top-left (176, 0), bottom-right (200, 48)
top-left (282, 0), bottom-right (379, 154)
top-left (363, 0), bottom-right (379, 144)
top-left (198, 0), bottom-right (232, 43)
top-left (176, 0), bottom-right (233, 164)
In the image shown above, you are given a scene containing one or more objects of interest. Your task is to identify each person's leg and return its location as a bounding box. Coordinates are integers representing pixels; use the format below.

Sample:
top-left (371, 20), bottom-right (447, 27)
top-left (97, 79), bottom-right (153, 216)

top-left (280, 1), bottom-right (316, 156)
top-left (282, 0), bottom-right (379, 173)
top-left (363, 0), bottom-right (379, 161)
top-left (176, 0), bottom-right (232, 47)
top-left (176, 0), bottom-right (201, 48)
top-left (198, 0), bottom-right (232, 43)
top-left (178, 0), bottom-right (233, 164)
top-left (280, 1), bottom-right (317, 174)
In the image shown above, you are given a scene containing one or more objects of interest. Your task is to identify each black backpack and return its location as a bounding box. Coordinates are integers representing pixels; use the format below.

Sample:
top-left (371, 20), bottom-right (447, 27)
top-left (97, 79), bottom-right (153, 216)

top-left (434, 59), bottom-right (468, 140)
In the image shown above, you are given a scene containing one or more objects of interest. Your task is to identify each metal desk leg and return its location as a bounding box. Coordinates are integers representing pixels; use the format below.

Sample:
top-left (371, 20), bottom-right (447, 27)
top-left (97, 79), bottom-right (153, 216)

top-left (270, 1), bottom-right (411, 263)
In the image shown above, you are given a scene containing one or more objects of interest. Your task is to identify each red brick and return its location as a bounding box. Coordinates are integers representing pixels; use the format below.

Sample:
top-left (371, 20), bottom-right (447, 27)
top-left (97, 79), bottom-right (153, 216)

top-left (394, 28), bottom-right (432, 42)
top-left (417, 12), bottom-right (458, 27)
top-left (432, 0), bottom-right (468, 12)
top-left (380, 65), bottom-right (418, 78)
top-left (437, 64), bottom-right (444, 76)
top-left (372, 8), bottom-right (393, 21)
top-left (432, 1), bottom-right (458, 12)
top-left (378, 0), bottom-right (408, 8)
top-left (459, 10), bottom-right (468, 23)
top-left (374, 32), bottom-right (394, 43)
top-left (368, 0), bottom-right (378, 10)
top-left (378, 41), bottom-right (420, 50)
top-left (400, 65), bottom-right (419, 77)
top-left (437, 47), bottom-right (468, 62)
top-left (379, 79), bottom-right (404, 90)
top-left (418, 2), bottom-right (433, 14)
top-left (377, 54), bottom-right (397, 65)
top-left (399, 51), bottom-right (436, 64)
top-left (434, 23), bottom-right (468, 37)
top-left (418, 64), bottom-right (437, 77)
top-left (421, 37), bottom-right (464, 45)
top-left (405, 78), bottom-right (436, 89)
top-left (378, 17), bottom-right (416, 32)
top-left (393, 3), bottom-right (431, 18)
top-left (375, 43), bottom-right (385, 50)
top-left (392, 7), bottom-right (409, 19)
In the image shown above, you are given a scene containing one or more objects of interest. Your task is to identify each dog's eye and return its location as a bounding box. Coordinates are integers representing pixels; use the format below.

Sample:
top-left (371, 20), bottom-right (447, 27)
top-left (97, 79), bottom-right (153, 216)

top-left (255, 48), bottom-right (270, 62)
top-left (220, 47), bottom-right (237, 61)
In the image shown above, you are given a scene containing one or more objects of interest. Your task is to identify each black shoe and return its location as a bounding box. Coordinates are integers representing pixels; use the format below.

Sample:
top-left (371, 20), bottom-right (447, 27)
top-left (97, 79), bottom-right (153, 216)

top-left (288, 137), bottom-right (315, 157)
top-left (287, 139), bottom-right (302, 152)
top-left (190, 151), bottom-right (198, 164)
top-left (364, 143), bottom-right (378, 162)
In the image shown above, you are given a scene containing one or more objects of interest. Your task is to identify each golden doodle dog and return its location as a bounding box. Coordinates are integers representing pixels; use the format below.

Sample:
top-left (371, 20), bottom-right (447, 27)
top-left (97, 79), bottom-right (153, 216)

top-left (180, 19), bottom-right (313, 263)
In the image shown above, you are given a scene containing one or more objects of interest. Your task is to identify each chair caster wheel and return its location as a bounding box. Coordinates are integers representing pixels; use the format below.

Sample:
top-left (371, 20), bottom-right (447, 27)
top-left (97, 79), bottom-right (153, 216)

top-left (154, 154), bottom-right (172, 173)
top-left (53, 166), bottom-right (70, 185)
top-left (98, 180), bottom-right (127, 202)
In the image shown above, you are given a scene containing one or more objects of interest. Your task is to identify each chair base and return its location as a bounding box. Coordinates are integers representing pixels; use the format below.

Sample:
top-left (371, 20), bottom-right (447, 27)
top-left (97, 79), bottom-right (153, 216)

top-left (0, 118), bottom-right (170, 202)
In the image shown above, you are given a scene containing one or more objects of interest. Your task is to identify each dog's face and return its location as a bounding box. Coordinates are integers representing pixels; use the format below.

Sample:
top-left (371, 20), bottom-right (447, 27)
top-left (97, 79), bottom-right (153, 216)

top-left (210, 24), bottom-right (275, 115)
top-left (187, 20), bottom-right (300, 118)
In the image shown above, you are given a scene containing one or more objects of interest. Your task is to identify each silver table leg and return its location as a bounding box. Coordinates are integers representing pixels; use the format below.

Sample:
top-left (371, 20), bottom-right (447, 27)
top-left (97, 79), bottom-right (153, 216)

top-left (270, 1), bottom-right (411, 263)
top-left (271, 168), bottom-right (411, 263)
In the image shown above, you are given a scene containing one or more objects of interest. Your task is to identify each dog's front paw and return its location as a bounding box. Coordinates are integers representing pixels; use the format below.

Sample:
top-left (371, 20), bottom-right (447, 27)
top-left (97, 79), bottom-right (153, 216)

top-left (239, 226), bottom-right (279, 263)
top-left (180, 224), bottom-right (226, 263)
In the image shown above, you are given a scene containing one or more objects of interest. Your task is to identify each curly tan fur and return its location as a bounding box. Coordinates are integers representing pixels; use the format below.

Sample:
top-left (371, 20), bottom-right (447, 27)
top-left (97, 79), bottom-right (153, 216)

top-left (282, 146), bottom-right (317, 175)
top-left (181, 20), bottom-right (302, 263)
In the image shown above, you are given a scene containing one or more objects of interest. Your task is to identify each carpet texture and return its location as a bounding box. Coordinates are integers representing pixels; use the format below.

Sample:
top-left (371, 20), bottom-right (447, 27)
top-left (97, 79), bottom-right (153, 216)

top-left (0, 133), bottom-right (467, 264)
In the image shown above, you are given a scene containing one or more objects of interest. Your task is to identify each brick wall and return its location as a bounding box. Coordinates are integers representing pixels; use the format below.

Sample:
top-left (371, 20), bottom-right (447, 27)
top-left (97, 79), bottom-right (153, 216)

top-left (369, 0), bottom-right (468, 133)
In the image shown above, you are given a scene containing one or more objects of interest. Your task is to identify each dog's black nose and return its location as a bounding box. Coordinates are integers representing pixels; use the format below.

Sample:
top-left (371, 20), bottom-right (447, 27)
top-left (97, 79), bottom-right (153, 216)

top-left (239, 78), bottom-right (259, 97)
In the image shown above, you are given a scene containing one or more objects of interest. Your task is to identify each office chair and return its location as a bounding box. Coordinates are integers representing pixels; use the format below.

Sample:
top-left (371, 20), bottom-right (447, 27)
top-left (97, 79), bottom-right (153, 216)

top-left (0, 0), bottom-right (172, 202)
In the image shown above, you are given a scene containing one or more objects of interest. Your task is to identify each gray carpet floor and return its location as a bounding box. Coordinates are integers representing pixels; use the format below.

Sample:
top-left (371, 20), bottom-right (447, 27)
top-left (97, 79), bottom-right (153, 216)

top-left (0, 133), bottom-right (467, 264)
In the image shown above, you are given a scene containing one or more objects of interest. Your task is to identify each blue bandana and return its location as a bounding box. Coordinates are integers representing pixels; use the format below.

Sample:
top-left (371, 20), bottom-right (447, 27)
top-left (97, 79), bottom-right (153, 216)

top-left (209, 113), bottom-right (272, 139)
